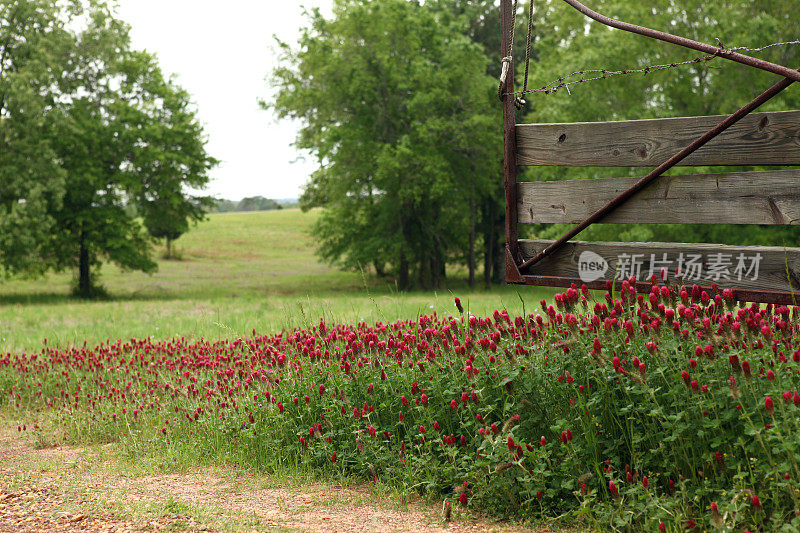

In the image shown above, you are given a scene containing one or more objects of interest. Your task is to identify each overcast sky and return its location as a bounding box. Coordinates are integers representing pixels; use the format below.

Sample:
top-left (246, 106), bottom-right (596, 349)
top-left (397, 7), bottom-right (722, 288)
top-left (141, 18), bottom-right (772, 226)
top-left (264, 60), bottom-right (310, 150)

top-left (115, 1), bottom-right (335, 201)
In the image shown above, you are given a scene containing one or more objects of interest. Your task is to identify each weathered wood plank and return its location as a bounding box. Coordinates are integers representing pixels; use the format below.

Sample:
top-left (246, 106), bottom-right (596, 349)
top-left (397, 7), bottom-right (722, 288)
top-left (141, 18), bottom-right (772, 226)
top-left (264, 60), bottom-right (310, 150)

top-left (518, 239), bottom-right (800, 293)
top-left (517, 170), bottom-right (800, 225)
top-left (516, 110), bottom-right (800, 166)
top-left (501, 0), bottom-right (519, 260)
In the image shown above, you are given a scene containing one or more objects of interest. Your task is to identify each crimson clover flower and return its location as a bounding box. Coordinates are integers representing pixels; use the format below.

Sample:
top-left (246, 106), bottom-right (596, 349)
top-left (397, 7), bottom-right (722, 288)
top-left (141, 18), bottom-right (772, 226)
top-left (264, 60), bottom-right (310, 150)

top-left (765, 396), bottom-right (774, 415)
top-left (752, 494), bottom-right (762, 510)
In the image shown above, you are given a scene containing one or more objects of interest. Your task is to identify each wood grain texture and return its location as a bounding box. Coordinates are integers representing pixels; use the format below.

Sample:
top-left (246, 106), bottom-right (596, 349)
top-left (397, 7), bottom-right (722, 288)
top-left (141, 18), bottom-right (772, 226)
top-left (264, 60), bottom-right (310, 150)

top-left (519, 239), bottom-right (800, 293)
top-left (501, 0), bottom-right (518, 258)
top-left (516, 110), bottom-right (800, 166)
top-left (518, 170), bottom-right (800, 225)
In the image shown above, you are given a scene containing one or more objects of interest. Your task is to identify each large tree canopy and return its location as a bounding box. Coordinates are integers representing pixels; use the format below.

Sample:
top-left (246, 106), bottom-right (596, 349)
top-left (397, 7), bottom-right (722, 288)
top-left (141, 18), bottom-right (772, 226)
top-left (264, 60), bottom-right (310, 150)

top-left (270, 0), bottom-right (501, 290)
top-left (0, 0), bottom-right (74, 275)
top-left (0, 0), bottom-right (216, 297)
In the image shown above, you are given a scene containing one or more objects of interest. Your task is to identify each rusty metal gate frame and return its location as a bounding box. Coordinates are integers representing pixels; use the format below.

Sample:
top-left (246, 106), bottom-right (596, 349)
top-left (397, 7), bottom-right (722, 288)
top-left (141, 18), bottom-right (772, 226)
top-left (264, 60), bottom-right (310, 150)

top-left (500, 0), bottom-right (800, 305)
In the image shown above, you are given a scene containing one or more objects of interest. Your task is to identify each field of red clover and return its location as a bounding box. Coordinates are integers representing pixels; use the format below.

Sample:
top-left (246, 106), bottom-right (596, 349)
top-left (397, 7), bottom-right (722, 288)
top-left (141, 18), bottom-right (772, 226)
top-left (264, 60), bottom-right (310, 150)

top-left (2, 275), bottom-right (800, 531)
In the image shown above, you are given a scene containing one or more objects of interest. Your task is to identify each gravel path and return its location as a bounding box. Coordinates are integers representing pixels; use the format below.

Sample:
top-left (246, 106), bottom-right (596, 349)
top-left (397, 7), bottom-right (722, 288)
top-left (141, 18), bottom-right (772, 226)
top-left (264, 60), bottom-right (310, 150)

top-left (0, 421), bottom-right (544, 533)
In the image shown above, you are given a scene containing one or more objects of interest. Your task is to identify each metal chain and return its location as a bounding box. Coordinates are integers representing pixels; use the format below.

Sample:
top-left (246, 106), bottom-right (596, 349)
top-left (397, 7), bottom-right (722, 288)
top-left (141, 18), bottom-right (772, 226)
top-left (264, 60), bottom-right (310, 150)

top-left (521, 0), bottom-right (534, 96)
top-left (508, 0), bottom-right (518, 57)
top-left (511, 40), bottom-right (799, 97)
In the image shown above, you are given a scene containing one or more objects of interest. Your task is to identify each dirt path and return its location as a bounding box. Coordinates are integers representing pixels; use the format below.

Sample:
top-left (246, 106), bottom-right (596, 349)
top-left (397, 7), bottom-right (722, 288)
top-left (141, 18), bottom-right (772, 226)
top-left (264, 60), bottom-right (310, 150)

top-left (0, 420), bottom-right (544, 533)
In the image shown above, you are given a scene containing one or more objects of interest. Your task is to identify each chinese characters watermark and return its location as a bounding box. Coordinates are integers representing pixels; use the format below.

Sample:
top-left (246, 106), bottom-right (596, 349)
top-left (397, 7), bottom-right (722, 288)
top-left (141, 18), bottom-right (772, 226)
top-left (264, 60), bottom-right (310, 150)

top-left (612, 252), bottom-right (762, 282)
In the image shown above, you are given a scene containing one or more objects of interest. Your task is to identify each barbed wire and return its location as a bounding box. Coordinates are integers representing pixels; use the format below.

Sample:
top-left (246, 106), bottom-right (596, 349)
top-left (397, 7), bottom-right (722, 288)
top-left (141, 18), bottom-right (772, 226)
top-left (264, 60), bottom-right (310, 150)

top-left (513, 40), bottom-right (799, 97)
top-left (731, 40), bottom-right (800, 53)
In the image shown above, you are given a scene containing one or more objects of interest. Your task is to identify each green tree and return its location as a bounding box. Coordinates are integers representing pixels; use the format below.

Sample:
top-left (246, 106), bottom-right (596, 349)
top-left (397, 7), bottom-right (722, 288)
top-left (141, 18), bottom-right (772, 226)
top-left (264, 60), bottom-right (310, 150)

top-left (270, 0), bottom-right (499, 290)
top-left (1, 1), bottom-right (216, 296)
top-left (212, 199), bottom-right (238, 213)
top-left (237, 196), bottom-right (281, 212)
top-left (134, 80), bottom-right (217, 260)
top-left (0, 0), bottom-right (74, 275)
top-left (141, 195), bottom-right (213, 260)
top-left (430, 0), bottom-right (508, 287)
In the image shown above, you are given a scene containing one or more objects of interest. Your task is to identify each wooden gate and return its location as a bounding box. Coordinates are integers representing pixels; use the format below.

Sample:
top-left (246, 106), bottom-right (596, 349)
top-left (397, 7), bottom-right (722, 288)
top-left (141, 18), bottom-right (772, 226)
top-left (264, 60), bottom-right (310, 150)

top-left (501, 0), bottom-right (800, 305)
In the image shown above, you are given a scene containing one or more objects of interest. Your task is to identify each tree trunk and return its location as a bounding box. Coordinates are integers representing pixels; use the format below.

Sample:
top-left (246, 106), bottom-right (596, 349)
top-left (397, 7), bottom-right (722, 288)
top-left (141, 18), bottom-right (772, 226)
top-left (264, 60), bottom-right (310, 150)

top-left (491, 201), bottom-right (504, 285)
top-left (483, 199), bottom-right (496, 289)
top-left (78, 234), bottom-right (91, 299)
top-left (418, 251), bottom-right (432, 290)
top-left (398, 252), bottom-right (410, 291)
top-left (438, 247), bottom-right (446, 286)
top-left (484, 228), bottom-right (495, 289)
top-left (480, 197), bottom-right (506, 287)
top-left (166, 237), bottom-right (173, 259)
top-left (493, 229), bottom-right (504, 284)
top-left (468, 196), bottom-right (476, 288)
top-left (430, 250), bottom-right (440, 291)
top-left (398, 210), bottom-right (413, 291)
top-left (373, 260), bottom-right (386, 278)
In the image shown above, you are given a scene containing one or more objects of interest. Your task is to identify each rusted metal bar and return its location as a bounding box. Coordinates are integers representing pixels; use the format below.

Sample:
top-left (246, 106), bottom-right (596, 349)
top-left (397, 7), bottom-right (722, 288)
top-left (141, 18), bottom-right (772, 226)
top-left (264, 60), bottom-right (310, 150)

top-left (501, 0), bottom-right (519, 263)
top-left (507, 244), bottom-right (799, 307)
top-left (560, 0), bottom-right (800, 83)
top-left (517, 71), bottom-right (797, 272)
top-left (511, 272), bottom-right (797, 306)
top-left (508, 248), bottom-right (798, 305)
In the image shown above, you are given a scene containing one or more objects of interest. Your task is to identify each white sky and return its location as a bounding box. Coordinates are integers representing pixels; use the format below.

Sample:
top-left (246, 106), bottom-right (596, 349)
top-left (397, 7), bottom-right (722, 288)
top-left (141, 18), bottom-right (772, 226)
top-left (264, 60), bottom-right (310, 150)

top-left (115, 1), bottom-right (335, 201)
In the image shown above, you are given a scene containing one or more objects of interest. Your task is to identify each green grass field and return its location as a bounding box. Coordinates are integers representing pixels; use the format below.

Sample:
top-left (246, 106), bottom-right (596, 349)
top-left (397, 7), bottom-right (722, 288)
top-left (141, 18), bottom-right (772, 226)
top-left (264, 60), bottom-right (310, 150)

top-left (0, 209), bottom-right (553, 352)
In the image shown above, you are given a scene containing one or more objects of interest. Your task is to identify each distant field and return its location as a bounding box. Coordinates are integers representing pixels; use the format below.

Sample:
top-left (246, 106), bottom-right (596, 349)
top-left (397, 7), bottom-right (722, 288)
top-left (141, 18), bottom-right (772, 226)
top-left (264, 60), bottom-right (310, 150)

top-left (0, 209), bottom-right (553, 352)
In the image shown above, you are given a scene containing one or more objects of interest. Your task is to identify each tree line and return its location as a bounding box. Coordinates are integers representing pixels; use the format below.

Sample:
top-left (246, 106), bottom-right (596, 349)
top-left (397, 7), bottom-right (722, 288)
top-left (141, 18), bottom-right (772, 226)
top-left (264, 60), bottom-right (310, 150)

top-left (213, 196), bottom-right (286, 213)
top-left (270, 0), bottom-right (799, 291)
top-left (0, 0), bottom-right (215, 297)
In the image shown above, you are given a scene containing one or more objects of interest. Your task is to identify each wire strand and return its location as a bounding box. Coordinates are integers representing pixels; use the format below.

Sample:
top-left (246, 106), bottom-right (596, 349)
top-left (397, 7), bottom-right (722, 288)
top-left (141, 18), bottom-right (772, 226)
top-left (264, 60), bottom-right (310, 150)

top-left (512, 40), bottom-right (799, 97)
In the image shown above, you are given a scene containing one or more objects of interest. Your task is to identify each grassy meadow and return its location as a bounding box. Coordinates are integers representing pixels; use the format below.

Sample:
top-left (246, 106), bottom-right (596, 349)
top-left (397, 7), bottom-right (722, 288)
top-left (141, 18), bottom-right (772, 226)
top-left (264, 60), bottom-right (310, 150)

top-left (0, 208), bottom-right (553, 352)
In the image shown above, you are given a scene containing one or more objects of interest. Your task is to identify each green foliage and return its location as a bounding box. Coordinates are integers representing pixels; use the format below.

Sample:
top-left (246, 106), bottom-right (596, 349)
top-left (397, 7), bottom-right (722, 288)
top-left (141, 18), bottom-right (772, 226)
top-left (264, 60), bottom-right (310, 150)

top-left (269, 0), bottom-right (501, 290)
top-left (0, 0), bottom-right (216, 296)
top-left (212, 196), bottom-right (284, 213)
top-left (234, 196), bottom-right (282, 212)
top-left (0, 0), bottom-right (73, 275)
top-left (133, 77), bottom-right (217, 257)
